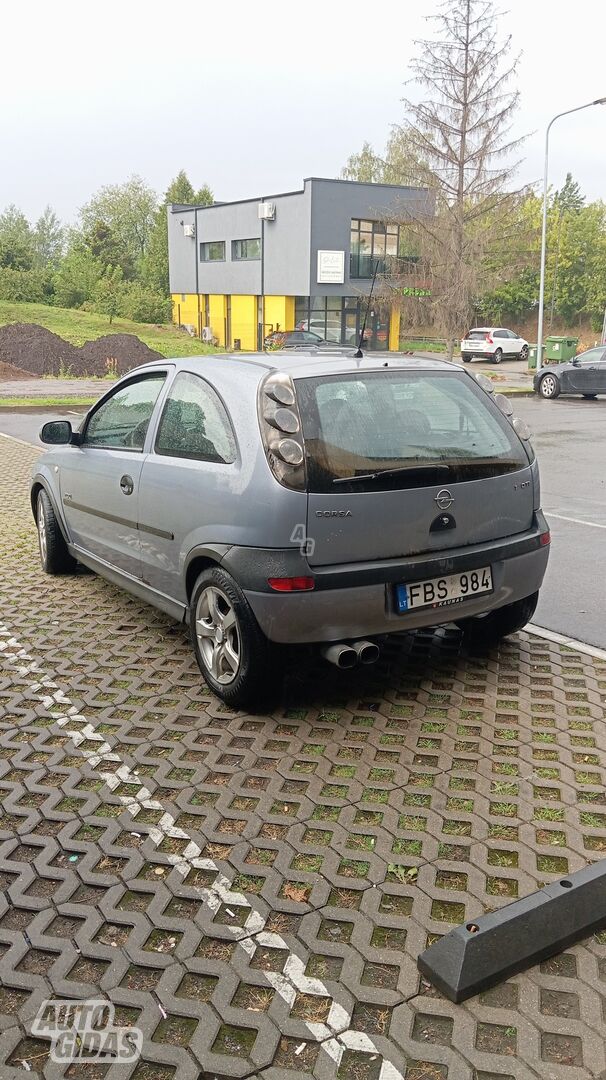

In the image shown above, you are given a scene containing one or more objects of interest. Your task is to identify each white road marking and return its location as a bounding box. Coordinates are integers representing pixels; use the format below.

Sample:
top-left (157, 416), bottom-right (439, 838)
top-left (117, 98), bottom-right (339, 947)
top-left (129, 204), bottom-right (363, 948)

top-left (527, 623), bottom-right (606, 662)
top-left (547, 512), bottom-right (606, 530)
top-left (0, 430), bottom-right (37, 449)
top-left (0, 623), bottom-right (406, 1078)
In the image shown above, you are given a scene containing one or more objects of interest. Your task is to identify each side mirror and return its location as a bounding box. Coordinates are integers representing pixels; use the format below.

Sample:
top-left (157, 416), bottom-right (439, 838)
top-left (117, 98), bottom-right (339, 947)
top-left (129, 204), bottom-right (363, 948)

top-left (572, 356), bottom-right (580, 366)
top-left (40, 420), bottom-right (74, 445)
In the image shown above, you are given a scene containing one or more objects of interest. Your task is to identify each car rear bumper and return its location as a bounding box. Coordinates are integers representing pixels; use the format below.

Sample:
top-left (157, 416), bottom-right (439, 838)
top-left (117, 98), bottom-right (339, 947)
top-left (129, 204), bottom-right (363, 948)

top-left (461, 350), bottom-right (494, 359)
top-left (235, 517), bottom-right (550, 644)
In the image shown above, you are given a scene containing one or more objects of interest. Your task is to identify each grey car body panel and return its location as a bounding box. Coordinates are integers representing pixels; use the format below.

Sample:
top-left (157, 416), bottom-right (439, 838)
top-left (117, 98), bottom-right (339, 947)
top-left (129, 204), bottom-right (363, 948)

top-left (306, 467), bottom-right (535, 566)
top-left (245, 544), bottom-right (550, 644)
top-left (32, 352), bottom-right (549, 646)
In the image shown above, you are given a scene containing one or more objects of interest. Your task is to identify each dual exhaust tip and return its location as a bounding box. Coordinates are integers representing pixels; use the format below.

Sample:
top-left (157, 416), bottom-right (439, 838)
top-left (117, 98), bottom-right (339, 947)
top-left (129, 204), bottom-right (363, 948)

top-left (321, 640), bottom-right (380, 669)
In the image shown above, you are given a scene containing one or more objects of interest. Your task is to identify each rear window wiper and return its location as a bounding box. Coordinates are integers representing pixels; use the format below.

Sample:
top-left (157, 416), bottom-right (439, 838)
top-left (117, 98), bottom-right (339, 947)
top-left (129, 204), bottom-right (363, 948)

top-left (333, 464), bottom-right (451, 484)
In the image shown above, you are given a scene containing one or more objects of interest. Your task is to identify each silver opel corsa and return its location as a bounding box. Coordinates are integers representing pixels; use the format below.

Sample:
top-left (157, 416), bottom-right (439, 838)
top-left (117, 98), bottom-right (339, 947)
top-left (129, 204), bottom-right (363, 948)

top-left (32, 353), bottom-right (550, 706)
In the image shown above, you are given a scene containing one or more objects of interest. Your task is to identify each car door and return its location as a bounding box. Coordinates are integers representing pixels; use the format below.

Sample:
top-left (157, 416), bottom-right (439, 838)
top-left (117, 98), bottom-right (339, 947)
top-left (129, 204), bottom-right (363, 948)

top-left (568, 348), bottom-right (606, 393)
top-left (137, 370), bottom-right (238, 602)
top-left (492, 329), bottom-right (509, 355)
top-left (59, 371), bottom-right (168, 577)
top-left (506, 329), bottom-right (523, 355)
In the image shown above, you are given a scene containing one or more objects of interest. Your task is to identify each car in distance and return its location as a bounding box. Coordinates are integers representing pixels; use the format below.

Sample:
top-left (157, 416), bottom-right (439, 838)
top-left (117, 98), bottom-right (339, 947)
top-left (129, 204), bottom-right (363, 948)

top-left (534, 346), bottom-right (606, 399)
top-left (461, 327), bottom-right (529, 365)
top-left (264, 329), bottom-right (324, 349)
top-left (31, 353), bottom-right (550, 707)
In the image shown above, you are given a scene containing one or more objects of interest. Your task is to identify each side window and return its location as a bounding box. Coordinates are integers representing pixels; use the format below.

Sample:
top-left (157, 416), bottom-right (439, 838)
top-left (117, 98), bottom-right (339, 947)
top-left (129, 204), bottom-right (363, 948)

top-left (83, 374), bottom-right (166, 450)
top-left (155, 371), bottom-right (236, 463)
top-left (493, 330), bottom-right (505, 338)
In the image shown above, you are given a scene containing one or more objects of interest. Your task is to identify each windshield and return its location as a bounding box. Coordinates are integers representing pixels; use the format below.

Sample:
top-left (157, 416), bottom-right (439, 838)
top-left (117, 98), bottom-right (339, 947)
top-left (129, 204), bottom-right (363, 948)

top-left (296, 370), bottom-right (529, 493)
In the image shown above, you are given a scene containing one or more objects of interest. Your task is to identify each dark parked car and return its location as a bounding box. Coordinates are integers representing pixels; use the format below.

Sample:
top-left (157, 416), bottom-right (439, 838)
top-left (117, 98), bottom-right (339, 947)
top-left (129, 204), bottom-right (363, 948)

top-left (265, 329), bottom-right (324, 349)
top-left (534, 346), bottom-right (606, 399)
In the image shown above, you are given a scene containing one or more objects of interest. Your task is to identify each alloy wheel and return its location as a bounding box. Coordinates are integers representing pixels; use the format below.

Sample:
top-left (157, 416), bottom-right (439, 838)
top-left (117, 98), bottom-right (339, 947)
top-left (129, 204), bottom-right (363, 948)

top-left (195, 585), bottom-right (241, 684)
top-left (540, 374), bottom-right (557, 398)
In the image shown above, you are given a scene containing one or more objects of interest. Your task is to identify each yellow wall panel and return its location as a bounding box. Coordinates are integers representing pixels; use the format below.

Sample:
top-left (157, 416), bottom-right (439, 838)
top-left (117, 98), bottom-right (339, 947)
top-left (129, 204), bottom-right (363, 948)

top-left (263, 296), bottom-right (295, 335)
top-left (388, 306), bottom-right (401, 352)
top-left (171, 294), bottom-right (199, 331)
top-left (208, 295), bottom-right (227, 346)
top-left (230, 295), bottom-right (257, 351)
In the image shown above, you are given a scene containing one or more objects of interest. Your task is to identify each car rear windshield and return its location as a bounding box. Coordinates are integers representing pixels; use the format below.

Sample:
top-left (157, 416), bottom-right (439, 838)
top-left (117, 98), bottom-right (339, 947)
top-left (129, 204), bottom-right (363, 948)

top-left (466, 330), bottom-right (488, 340)
top-left (296, 370), bottom-right (529, 493)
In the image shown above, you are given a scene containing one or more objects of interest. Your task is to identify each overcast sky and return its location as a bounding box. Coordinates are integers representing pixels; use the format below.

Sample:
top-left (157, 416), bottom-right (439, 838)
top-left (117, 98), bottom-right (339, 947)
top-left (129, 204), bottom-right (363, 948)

top-left (1, 0), bottom-right (604, 224)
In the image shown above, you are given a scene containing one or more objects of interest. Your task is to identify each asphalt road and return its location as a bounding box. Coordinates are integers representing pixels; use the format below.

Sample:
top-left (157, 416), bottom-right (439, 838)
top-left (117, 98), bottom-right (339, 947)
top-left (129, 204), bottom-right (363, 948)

top-left (1, 396), bottom-right (604, 649)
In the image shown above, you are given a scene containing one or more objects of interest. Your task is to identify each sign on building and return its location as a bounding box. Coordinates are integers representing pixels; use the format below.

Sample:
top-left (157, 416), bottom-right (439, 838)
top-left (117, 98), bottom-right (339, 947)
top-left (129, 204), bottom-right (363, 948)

top-left (317, 250), bottom-right (345, 284)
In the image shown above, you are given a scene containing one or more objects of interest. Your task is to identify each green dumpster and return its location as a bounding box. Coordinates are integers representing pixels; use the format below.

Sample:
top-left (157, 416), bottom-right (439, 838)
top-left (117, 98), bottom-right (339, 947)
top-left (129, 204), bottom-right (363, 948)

top-left (544, 336), bottom-right (578, 363)
top-left (527, 344), bottom-right (544, 370)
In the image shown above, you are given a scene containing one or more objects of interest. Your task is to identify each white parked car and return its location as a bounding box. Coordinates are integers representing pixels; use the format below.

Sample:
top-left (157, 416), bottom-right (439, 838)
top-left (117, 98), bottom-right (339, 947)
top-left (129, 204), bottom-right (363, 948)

top-left (460, 327), bottom-right (529, 365)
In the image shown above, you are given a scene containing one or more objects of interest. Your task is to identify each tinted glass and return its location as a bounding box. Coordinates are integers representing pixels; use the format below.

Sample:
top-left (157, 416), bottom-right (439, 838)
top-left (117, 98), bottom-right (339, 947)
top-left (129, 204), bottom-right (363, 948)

top-left (297, 371), bottom-right (529, 493)
top-left (467, 330), bottom-right (487, 341)
top-left (232, 238), bottom-right (261, 260)
top-left (84, 375), bottom-right (165, 450)
top-left (155, 371), bottom-right (236, 463)
top-left (578, 348), bottom-right (605, 364)
top-left (200, 241), bottom-right (225, 261)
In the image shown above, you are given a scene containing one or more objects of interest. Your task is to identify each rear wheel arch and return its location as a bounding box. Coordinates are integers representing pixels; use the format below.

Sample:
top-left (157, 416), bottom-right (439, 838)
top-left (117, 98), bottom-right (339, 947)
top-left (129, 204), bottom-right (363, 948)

top-left (185, 549), bottom-right (230, 604)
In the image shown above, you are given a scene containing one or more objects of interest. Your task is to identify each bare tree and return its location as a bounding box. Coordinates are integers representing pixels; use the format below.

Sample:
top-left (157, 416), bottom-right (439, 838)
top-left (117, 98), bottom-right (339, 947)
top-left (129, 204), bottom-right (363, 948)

top-left (393, 0), bottom-right (527, 356)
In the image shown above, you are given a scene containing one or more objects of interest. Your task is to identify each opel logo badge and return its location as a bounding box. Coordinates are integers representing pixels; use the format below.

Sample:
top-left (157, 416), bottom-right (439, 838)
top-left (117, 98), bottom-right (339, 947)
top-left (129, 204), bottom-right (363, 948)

top-left (435, 488), bottom-right (454, 510)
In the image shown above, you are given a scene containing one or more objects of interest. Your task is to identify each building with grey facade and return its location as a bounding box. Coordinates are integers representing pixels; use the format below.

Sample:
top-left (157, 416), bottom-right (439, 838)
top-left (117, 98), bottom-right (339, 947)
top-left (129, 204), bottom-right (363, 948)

top-left (168, 176), bottom-right (432, 351)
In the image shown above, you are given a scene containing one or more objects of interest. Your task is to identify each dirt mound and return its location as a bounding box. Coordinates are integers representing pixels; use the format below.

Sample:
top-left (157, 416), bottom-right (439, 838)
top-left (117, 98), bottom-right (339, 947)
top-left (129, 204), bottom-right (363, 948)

top-left (77, 334), bottom-right (161, 376)
top-left (0, 360), bottom-right (36, 380)
top-left (0, 323), bottom-right (162, 377)
top-left (0, 323), bottom-right (79, 376)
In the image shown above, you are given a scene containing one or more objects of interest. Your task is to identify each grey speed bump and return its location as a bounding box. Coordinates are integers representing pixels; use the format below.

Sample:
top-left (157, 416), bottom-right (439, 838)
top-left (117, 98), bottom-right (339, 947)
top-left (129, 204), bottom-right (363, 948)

top-left (418, 860), bottom-right (606, 1002)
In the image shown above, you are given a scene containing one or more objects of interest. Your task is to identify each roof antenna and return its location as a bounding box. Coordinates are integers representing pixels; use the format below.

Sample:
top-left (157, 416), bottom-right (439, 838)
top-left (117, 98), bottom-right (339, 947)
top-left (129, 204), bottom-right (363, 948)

top-left (354, 259), bottom-right (379, 358)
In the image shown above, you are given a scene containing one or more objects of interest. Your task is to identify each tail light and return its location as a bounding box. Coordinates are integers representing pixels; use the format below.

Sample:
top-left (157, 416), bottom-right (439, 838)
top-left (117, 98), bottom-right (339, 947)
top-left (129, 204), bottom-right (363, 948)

top-left (268, 576), bottom-right (315, 592)
top-left (485, 333), bottom-right (493, 344)
top-left (258, 371), bottom-right (306, 491)
top-left (539, 531), bottom-right (551, 547)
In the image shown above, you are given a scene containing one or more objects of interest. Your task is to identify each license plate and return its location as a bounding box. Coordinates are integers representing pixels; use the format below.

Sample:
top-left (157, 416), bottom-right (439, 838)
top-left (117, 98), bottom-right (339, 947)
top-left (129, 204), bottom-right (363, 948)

top-left (395, 566), bottom-right (493, 613)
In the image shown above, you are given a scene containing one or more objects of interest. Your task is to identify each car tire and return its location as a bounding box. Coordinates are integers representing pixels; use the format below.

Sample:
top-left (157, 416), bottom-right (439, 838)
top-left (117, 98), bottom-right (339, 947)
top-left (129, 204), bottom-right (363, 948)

top-left (492, 348), bottom-right (503, 365)
top-left (36, 489), bottom-right (76, 575)
top-left (519, 345), bottom-right (529, 361)
top-left (582, 394), bottom-right (598, 399)
top-left (462, 354), bottom-right (472, 363)
top-left (190, 566), bottom-right (275, 708)
top-left (456, 591), bottom-right (539, 644)
top-left (539, 373), bottom-right (560, 399)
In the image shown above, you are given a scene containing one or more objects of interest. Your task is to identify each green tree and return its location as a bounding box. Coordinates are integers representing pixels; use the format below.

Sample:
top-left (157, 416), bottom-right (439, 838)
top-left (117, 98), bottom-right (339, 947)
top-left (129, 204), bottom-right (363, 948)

top-left (32, 206), bottom-right (64, 268)
top-left (92, 265), bottom-right (124, 323)
top-left (53, 237), bottom-right (103, 309)
top-left (79, 175), bottom-right (158, 270)
top-left (84, 220), bottom-right (135, 279)
top-left (143, 170), bottom-right (213, 295)
top-left (0, 205), bottom-right (34, 270)
top-left (342, 130), bottom-right (425, 186)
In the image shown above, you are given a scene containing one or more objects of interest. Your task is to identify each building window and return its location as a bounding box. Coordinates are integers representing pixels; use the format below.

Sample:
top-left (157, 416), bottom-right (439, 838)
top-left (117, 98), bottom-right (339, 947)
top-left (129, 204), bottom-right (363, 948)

top-left (200, 241), bottom-right (225, 262)
top-left (350, 219), bottom-right (419, 278)
top-left (232, 238), bottom-right (261, 261)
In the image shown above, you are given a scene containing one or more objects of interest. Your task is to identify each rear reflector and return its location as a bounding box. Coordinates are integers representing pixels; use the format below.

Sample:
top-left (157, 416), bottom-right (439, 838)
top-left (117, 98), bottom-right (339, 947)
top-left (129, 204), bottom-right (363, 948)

top-left (268, 576), bottom-right (315, 592)
top-left (540, 531), bottom-right (551, 547)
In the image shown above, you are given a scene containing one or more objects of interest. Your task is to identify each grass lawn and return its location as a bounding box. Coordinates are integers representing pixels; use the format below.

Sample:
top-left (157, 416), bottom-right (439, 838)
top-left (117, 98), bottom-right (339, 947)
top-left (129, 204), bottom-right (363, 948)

top-left (0, 396), bottom-right (98, 407)
top-left (0, 300), bottom-right (216, 358)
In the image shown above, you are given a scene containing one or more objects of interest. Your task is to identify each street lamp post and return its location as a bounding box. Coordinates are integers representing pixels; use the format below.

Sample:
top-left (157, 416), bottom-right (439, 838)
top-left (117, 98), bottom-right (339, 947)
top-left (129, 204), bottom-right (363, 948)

top-left (536, 98), bottom-right (606, 374)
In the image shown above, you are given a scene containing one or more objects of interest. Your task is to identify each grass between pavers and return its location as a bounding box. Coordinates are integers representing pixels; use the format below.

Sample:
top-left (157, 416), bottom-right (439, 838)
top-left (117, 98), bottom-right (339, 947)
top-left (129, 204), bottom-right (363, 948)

top-left (0, 299), bottom-right (217, 358)
top-left (0, 396), bottom-right (98, 407)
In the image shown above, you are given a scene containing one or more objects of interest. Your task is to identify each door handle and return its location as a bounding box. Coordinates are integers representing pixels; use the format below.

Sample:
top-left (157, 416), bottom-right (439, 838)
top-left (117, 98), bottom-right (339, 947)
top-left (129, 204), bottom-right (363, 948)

top-left (120, 474), bottom-right (134, 495)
